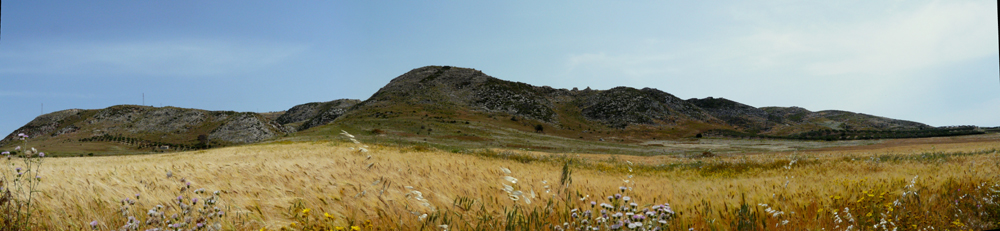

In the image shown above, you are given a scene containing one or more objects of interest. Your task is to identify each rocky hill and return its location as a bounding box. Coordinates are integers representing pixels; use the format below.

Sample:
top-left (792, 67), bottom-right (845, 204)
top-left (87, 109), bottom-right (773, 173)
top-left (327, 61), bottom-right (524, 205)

top-left (686, 97), bottom-right (932, 135)
top-left (338, 66), bottom-right (729, 134)
top-left (338, 66), bottom-right (937, 138)
top-left (3, 65), bottom-right (958, 155)
top-left (0, 105), bottom-right (290, 153)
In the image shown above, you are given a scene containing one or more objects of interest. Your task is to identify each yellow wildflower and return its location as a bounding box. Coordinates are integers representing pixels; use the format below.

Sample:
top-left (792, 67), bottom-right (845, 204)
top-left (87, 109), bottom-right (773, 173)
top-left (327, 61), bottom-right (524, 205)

top-left (325, 212), bottom-right (335, 219)
top-left (303, 208), bottom-right (311, 214)
top-left (351, 226), bottom-right (361, 231)
top-left (335, 227), bottom-right (345, 231)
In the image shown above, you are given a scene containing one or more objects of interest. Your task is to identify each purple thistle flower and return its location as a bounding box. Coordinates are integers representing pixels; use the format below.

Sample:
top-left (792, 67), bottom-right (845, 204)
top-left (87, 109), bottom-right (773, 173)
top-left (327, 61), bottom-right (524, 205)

top-left (591, 201), bottom-right (597, 207)
top-left (38, 152), bottom-right (44, 157)
top-left (16, 167), bottom-right (22, 172)
top-left (614, 194), bottom-right (622, 199)
top-left (89, 220), bottom-right (98, 228)
top-left (192, 198), bottom-right (199, 204)
top-left (1, 151), bottom-right (9, 155)
top-left (15, 146), bottom-right (21, 151)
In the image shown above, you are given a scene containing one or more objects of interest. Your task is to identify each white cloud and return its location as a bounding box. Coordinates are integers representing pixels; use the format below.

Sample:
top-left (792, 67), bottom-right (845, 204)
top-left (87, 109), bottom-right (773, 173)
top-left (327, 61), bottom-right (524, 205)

top-left (0, 39), bottom-right (308, 77)
top-left (563, 1), bottom-right (997, 78)
top-left (796, 1), bottom-right (999, 76)
top-left (562, 1), bottom-right (996, 92)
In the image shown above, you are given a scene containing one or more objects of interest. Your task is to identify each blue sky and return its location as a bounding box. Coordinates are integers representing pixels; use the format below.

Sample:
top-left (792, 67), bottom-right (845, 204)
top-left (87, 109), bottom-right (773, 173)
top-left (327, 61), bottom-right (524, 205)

top-left (2, 1), bottom-right (997, 135)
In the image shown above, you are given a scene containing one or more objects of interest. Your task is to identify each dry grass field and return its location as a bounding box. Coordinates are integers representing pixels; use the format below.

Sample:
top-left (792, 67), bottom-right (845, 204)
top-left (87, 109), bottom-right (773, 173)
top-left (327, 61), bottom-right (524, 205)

top-left (4, 133), bottom-right (999, 230)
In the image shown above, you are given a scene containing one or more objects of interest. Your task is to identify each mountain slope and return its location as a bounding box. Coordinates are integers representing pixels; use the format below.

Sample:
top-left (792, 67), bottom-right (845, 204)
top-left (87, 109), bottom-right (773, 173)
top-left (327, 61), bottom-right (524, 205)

top-left (336, 66), bottom-right (726, 131)
top-left (275, 99), bottom-right (361, 132)
top-left (1, 105), bottom-right (289, 155)
top-left (3, 65), bottom-right (956, 155)
top-left (326, 66), bottom-right (937, 141)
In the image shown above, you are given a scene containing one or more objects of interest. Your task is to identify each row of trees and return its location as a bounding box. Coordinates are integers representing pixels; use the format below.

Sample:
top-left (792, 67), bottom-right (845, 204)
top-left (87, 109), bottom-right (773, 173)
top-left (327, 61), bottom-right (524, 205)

top-left (78, 134), bottom-right (216, 151)
top-left (703, 126), bottom-right (985, 141)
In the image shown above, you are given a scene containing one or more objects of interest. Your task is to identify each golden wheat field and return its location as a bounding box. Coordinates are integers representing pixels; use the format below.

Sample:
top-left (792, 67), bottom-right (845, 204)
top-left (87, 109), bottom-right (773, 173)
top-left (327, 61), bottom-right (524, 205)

top-left (7, 134), bottom-right (1000, 230)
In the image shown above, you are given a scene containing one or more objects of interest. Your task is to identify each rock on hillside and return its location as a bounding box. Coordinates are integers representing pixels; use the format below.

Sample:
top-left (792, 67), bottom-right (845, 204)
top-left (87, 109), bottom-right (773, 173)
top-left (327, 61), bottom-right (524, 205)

top-left (275, 99), bottom-right (361, 131)
top-left (1, 105), bottom-right (289, 147)
top-left (209, 112), bottom-right (288, 143)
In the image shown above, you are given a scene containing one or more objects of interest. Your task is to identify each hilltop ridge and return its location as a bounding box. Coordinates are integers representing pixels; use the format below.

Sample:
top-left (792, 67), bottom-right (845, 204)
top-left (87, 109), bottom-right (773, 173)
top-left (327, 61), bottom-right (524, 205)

top-left (3, 65), bottom-right (980, 155)
top-left (336, 66), bottom-right (937, 137)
